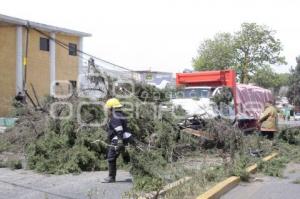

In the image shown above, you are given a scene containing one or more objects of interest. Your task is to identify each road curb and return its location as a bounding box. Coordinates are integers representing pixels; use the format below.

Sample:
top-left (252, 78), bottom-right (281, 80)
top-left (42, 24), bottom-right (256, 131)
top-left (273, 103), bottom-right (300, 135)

top-left (196, 152), bottom-right (278, 199)
top-left (138, 176), bottom-right (192, 199)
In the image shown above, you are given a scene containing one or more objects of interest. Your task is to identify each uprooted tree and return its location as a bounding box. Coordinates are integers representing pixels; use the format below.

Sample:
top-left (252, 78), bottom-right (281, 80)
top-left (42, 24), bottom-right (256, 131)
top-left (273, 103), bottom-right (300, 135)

top-left (1, 61), bottom-right (249, 193)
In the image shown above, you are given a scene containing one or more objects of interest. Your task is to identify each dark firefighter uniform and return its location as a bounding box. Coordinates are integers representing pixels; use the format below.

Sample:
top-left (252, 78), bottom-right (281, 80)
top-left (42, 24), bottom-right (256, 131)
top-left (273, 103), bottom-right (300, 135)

top-left (104, 98), bottom-right (133, 183)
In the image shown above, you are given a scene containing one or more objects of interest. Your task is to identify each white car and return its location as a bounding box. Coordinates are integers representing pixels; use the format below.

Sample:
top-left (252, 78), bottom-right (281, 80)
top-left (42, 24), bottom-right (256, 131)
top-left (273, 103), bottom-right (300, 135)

top-left (294, 112), bottom-right (300, 121)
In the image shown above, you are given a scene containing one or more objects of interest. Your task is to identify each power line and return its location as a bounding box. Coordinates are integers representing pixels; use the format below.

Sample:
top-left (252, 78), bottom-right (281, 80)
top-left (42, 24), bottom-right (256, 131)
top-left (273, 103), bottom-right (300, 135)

top-left (29, 24), bottom-right (133, 72)
top-left (31, 27), bottom-right (88, 62)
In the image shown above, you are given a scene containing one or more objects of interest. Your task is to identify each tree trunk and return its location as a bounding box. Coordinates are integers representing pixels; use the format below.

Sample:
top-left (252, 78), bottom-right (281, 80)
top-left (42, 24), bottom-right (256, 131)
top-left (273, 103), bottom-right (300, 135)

top-left (240, 55), bottom-right (249, 84)
top-left (240, 65), bottom-right (248, 83)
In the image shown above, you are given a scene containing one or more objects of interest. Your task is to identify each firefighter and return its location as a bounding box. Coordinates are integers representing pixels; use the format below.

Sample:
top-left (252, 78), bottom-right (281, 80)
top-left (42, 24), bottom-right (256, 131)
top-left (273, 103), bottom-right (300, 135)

top-left (103, 98), bottom-right (133, 183)
top-left (259, 100), bottom-right (278, 139)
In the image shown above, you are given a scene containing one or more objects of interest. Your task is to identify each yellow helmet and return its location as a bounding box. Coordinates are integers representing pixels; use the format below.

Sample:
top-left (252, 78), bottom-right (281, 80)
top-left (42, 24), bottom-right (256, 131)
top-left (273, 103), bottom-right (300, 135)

top-left (105, 98), bottom-right (123, 109)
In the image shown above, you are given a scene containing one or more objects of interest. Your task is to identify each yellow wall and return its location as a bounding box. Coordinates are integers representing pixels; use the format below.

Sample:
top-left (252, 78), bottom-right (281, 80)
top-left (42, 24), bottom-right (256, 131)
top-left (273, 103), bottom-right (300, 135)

top-left (56, 34), bottom-right (78, 81)
top-left (26, 29), bottom-right (50, 99)
top-left (0, 26), bottom-right (16, 116)
top-left (0, 27), bottom-right (79, 116)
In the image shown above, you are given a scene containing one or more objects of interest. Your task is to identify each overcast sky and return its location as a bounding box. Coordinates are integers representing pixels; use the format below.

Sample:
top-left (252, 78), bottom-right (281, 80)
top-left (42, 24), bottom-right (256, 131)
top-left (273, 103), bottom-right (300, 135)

top-left (2, 0), bottom-right (299, 73)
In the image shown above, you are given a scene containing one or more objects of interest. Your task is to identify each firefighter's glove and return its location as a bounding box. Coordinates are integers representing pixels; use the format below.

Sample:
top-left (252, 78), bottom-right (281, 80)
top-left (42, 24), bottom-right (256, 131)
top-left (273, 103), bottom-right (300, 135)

top-left (111, 138), bottom-right (124, 151)
top-left (117, 139), bottom-right (124, 150)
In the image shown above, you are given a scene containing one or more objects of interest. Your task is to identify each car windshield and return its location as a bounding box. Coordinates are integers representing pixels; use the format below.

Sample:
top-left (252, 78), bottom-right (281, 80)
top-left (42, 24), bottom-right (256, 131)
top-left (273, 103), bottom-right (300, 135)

top-left (174, 88), bottom-right (212, 99)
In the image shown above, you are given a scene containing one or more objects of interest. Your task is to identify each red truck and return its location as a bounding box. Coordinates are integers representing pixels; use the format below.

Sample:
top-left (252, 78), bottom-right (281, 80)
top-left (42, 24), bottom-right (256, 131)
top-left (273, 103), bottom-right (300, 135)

top-left (173, 69), bottom-right (273, 131)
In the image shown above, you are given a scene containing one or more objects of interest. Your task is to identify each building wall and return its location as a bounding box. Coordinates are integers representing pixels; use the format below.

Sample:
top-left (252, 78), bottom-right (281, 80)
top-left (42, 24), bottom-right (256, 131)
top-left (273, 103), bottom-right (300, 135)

top-left (0, 27), bottom-right (80, 116)
top-left (27, 32), bottom-right (80, 102)
top-left (26, 29), bottom-right (50, 99)
top-left (0, 26), bottom-right (16, 116)
top-left (56, 34), bottom-right (79, 82)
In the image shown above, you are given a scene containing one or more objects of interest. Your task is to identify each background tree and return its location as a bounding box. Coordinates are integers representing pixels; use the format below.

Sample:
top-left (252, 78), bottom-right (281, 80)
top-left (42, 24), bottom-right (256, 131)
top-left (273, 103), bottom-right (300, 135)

top-left (251, 65), bottom-right (279, 88)
top-left (234, 23), bottom-right (286, 83)
top-left (276, 73), bottom-right (290, 92)
top-left (287, 56), bottom-right (300, 106)
top-left (193, 23), bottom-right (286, 84)
top-left (251, 65), bottom-right (289, 93)
top-left (192, 33), bottom-right (235, 71)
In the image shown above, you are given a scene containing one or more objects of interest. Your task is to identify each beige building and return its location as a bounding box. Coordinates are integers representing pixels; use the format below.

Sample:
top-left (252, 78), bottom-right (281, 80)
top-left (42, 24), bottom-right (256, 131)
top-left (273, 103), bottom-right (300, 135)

top-left (0, 14), bottom-right (91, 116)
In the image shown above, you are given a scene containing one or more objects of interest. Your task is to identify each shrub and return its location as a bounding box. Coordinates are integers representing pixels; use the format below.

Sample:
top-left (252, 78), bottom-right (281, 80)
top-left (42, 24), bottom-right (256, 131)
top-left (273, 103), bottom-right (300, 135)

top-left (7, 159), bottom-right (22, 170)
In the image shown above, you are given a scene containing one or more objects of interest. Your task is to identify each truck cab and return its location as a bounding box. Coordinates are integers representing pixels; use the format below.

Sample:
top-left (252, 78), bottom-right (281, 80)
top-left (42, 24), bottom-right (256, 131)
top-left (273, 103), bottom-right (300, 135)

top-left (171, 86), bottom-right (235, 119)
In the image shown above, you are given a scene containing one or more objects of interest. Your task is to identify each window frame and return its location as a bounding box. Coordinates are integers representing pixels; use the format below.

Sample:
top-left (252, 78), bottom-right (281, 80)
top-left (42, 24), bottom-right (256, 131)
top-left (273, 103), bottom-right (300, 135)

top-left (69, 43), bottom-right (77, 56)
top-left (40, 37), bottom-right (50, 51)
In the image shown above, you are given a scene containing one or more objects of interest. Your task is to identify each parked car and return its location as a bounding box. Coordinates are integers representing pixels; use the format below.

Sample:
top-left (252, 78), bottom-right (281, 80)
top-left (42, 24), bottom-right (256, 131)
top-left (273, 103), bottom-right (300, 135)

top-left (295, 112), bottom-right (300, 121)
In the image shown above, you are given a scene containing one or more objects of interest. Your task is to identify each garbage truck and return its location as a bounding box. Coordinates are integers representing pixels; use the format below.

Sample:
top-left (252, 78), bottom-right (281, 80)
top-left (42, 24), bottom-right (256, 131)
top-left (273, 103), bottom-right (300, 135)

top-left (172, 69), bottom-right (273, 132)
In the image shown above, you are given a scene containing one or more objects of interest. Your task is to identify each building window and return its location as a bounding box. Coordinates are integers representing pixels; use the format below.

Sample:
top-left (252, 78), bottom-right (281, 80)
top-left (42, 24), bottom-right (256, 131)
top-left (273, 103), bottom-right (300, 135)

top-left (40, 37), bottom-right (49, 51)
top-left (69, 43), bottom-right (77, 56)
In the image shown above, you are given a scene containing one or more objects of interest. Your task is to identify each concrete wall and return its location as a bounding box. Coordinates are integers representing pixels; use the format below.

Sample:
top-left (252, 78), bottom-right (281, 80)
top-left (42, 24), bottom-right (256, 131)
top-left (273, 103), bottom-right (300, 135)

top-left (0, 27), bottom-right (80, 116)
top-left (0, 27), bottom-right (17, 116)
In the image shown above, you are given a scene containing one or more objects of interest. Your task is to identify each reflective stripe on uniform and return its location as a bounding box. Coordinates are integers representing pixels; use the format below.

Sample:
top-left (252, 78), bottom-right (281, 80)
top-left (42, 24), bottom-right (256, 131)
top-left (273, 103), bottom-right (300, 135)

top-left (112, 136), bottom-right (118, 140)
top-left (123, 132), bottom-right (132, 139)
top-left (114, 126), bottom-right (123, 132)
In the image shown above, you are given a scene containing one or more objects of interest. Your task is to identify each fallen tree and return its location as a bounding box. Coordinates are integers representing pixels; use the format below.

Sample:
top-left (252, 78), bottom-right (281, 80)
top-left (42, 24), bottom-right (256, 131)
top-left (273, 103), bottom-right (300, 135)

top-left (0, 62), bottom-right (266, 194)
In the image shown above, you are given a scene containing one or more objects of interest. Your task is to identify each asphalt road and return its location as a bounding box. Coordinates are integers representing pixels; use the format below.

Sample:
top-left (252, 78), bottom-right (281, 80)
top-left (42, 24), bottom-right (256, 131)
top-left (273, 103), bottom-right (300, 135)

top-left (222, 121), bottom-right (300, 199)
top-left (221, 163), bottom-right (300, 199)
top-left (0, 168), bottom-right (132, 199)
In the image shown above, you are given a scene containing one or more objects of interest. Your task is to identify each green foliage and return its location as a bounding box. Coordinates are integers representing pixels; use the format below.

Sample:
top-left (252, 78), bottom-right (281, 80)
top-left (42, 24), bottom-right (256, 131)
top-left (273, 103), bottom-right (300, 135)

top-left (6, 159), bottom-right (22, 170)
top-left (11, 100), bottom-right (27, 117)
top-left (129, 149), bottom-right (167, 192)
top-left (203, 166), bottom-right (225, 182)
top-left (79, 103), bottom-right (106, 124)
top-left (0, 139), bottom-right (12, 153)
top-left (126, 110), bottom-right (181, 191)
top-left (278, 128), bottom-right (300, 145)
top-left (251, 65), bottom-right (290, 90)
top-left (0, 156), bottom-right (23, 170)
top-left (166, 130), bottom-right (300, 198)
top-left (155, 114), bottom-right (180, 160)
top-left (257, 129), bottom-right (300, 177)
top-left (229, 155), bottom-right (251, 182)
top-left (15, 82), bottom-right (183, 194)
top-left (20, 95), bottom-right (109, 174)
top-left (287, 56), bottom-right (300, 106)
top-left (257, 156), bottom-right (289, 177)
top-left (133, 176), bottom-right (164, 193)
top-left (164, 165), bottom-right (226, 199)
top-left (193, 33), bottom-right (236, 71)
top-left (276, 73), bottom-right (290, 90)
top-left (26, 128), bottom-right (107, 174)
top-left (193, 22), bottom-right (286, 84)
top-left (234, 23), bottom-right (286, 83)
top-left (205, 119), bottom-right (244, 155)
top-left (134, 83), bottom-right (170, 103)
top-left (211, 87), bottom-right (233, 107)
top-left (125, 99), bottom-right (157, 141)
